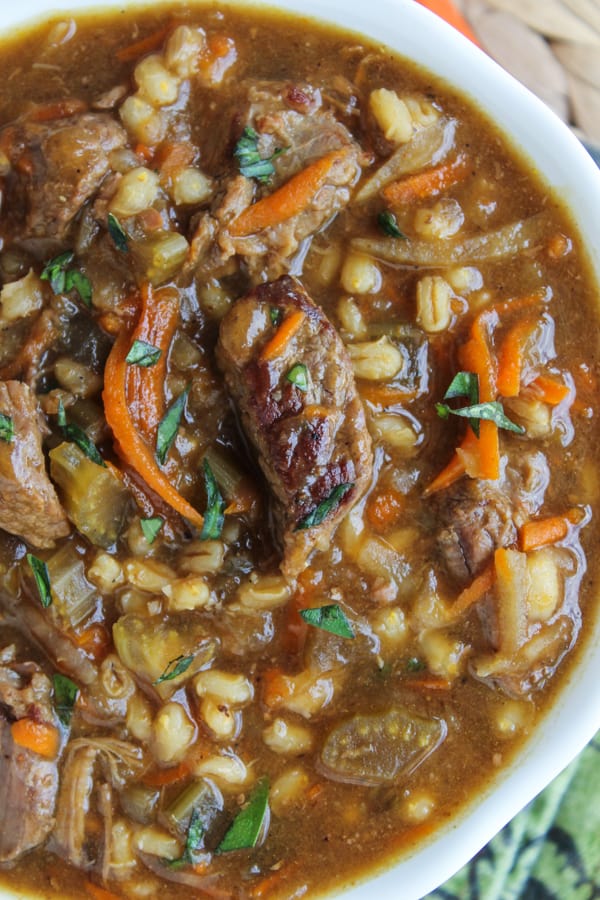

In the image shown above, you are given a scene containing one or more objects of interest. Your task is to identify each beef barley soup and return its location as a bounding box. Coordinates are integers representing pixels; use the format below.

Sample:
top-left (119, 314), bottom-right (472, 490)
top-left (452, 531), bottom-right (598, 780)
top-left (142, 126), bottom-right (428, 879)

top-left (0, 3), bottom-right (599, 898)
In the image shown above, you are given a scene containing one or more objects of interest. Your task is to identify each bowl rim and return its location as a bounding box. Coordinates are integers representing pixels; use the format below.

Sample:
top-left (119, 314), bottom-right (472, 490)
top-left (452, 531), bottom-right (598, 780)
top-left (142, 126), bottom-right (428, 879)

top-left (1, 2), bottom-right (600, 899)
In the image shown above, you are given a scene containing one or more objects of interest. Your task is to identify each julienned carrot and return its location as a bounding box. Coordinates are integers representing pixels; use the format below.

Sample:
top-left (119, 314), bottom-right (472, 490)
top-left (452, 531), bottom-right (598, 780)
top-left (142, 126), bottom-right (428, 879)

top-left (27, 99), bottom-right (87, 122)
top-left (85, 882), bottom-right (124, 900)
top-left (448, 564), bottom-right (494, 619)
top-left (526, 374), bottom-right (570, 406)
top-left (458, 311), bottom-right (500, 479)
top-left (496, 318), bottom-right (537, 398)
top-left (382, 153), bottom-right (469, 206)
top-left (103, 329), bottom-right (204, 529)
top-left (126, 283), bottom-right (180, 442)
top-left (518, 514), bottom-right (574, 552)
top-left (116, 23), bottom-right (172, 62)
top-left (416, 0), bottom-right (481, 45)
top-left (11, 718), bottom-right (60, 759)
top-left (260, 309), bottom-right (306, 362)
top-left (423, 449), bottom-right (465, 496)
top-left (358, 384), bottom-right (419, 406)
top-left (457, 421), bottom-right (499, 480)
top-left (142, 761), bottom-right (190, 786)
top-left (229, 148), bottom-right (348, 237)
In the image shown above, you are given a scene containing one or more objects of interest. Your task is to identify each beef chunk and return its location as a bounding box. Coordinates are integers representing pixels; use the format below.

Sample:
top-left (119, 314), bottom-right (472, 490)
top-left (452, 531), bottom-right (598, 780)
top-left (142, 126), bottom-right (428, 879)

top-left (217, 275), bottom-right (372, 579)
top-left (2, 111), bottom-right (127, 242)
top-left (188, 81), bottom-right (363, 280)
top-left (0, 647), bottom-right (62, 862)
top-left (0, 380), bottom-right (69, 547)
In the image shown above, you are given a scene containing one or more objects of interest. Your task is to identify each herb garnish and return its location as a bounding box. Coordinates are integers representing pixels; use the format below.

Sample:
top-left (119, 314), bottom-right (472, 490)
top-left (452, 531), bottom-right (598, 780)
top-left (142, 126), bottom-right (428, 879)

top-left (57, 399), bottom-right (106, 467)
top-left (167, 807), bottom-right (205, 869)
top-left (216, 777), bottom-right (270, 854)
top-left (269, 307), bottom-right (282, 327)
top-left (154, 654), bottom-right (195, 685)
top-left (439, 371), bottom-right (481, 436)
top-left (26, 553), bottom-right (52, 608)
top-left (436, 399), bottom-right (525, 434)
top-left (156, 387), bottom-right (190, 466)
top-left (126, 339), bottom-right (162, 368)
top-left (140, 516), bottom-right (164, 544)
top-left (53, 673), bottom-right (79, 726)
top-left (286, 363), bottom-right (309, 392)
top-left (200, 459), bottom-right (225, 541)
top-left (407, 657), bottom-right (427, 672)
top-left (0, 413), bottom-right (14, 443)
top-left (295, 482), bottom-right (354, 531)
top-left (107, 213), bottom-right (129, 252)
top-left (378, 210), bottom-right (406, 239)
top-left (299, 604), bottom-right (355, 639)
top-left (41, 251), bottom-right (92, 307)
top-left (234, 126), bottom-right (285, 183)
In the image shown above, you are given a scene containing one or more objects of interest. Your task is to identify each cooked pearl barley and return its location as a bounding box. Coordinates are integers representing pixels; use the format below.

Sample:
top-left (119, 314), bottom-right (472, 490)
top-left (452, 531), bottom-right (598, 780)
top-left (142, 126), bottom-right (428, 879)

top-left (0, 269), bottom-right (43, 321)
top-left (370, 412), bottom-right (419, 453)
top-left (109, 819), bottom-right (137, 873)
top-left (270, 767), bottom-right (310, 815)
top-left (274, 670), bottom-right (336, 719)
top-left (506, 396), bottom-right (552, 438)
top-left (237, 574), bottom-right (292, 611)
top-left (124, 558), bottom-right (176, 592)
top-left (403, 96), bottom-right (440, 128)
top-left (171, 167), bottom-right (213, 205)
top-left (316, 242), bottom-right (342, 286)
top-left (100, 654), bottom-right (135, 702)
top-left (447, 266), bottom-right (483, 294)
top-left (109, 167), bottom-right (160, 218)
top-left (119, 95), bottom-right (166, 145)
top-left (135, 825), bottom-right (181, 859)
top-left (162, 575), bottom-right (213, 612)
top-left (371, 606), bottom-right (408, 647)
top-left (337, 504), bottom-right (366, 556)
top-left (194, 670), bottom-right (254, 705)
top-left (416, 275), bottom-right (453, 333)
top-left (369, 88), bottom-right (413, 144)
top-left (88, 552), bottom-right (124, 592)
top-left (119, 588), bottom-right (159, 616)
top-left (126, 692), bottom-right (154, 743)
top-left (192, 752), bottom-right (249, 789)
top-left (495, 699), bottom-right (532, 737)
top-left (400, 791), bottom-right (435, 823)
top-left (262, 718), bottom-right (314, 755)
top-left (164, 25), bottom-right (207, 78)
top-left (347, 335), bottom-right (403, 380)
top-left (337, 295), bottom-right (368, 339)
top-left (135, 54), bottom-right (180, 107)
top-left (414, 198), bottom-right (465, 240)
top-left (340, 251), bottom-right (381, 295)
top-left (527, 550), bottom-right (562, 622)
top-left (419, 629), bottom-right (466, 679)
top-left (179, 539), bottom-right (225, 575)
top-left (152, 702), bottom-right (196, 764)
top-left (200, 696), bottom-right (241, 741)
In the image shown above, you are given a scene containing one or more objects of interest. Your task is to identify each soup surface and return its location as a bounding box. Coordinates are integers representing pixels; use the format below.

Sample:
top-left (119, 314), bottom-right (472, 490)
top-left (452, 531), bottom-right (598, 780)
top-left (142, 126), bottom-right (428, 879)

top-left (0, 3), bottom-right (599, 899)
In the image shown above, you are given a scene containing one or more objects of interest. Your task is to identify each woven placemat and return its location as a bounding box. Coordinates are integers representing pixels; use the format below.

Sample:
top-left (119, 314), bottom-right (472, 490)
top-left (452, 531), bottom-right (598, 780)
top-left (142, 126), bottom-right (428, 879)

top-left (453, 0), bottom-right (600, 149)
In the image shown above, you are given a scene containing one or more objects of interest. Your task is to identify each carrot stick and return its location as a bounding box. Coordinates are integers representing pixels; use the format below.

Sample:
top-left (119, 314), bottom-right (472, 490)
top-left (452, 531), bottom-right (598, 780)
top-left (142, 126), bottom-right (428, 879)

top-left (448, 563), bottom-right (494, 618)
top-left (526, 374), bottom-right (570, 406)
top-left (229, 149), bottom-right (347, 237)
top-left (518, 515), bottom-right (573, 552)
top-left (116, 24), bottom-right (172, 62)
top-left (103, 329), bottom-right (204, 529)
top-left (457, 311), bottom-right (500, 479)
top-left (260, 309), bottom-right (305, 362)
top-left (359, 384), bottom-right (419, 406)
top-left (423, 450), bottom-right (466, 496)
top-left (27, 99), bottom-right (87, 121)
top-left (142, 761), bottom-right (190, 787)
top-left (382, 153), bottom-right (469, 206)
top-left (85, 882), bottom-right (124, 900)
top-left (496, 318), bottom-right (537, 398)
top-left (11, 718), bottom-right (60, 759)
top-left (156, 141), bottom-right (196, 179)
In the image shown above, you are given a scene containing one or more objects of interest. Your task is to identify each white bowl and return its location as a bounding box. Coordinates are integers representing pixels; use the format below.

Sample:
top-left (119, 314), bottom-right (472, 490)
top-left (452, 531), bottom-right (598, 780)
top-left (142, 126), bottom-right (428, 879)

top-left (1, 2), bottom-right (600, 900)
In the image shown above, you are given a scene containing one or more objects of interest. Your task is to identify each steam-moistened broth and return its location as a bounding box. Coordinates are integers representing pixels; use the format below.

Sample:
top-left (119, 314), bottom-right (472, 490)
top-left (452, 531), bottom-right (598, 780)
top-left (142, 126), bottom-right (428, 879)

top-left (0, 4), bottom-right (599, 898)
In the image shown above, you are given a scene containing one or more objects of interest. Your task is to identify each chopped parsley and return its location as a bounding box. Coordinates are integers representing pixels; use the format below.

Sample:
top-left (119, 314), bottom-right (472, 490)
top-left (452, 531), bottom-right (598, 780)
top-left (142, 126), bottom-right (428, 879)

top-left (41, 251), bottom-right (92, 307)
top-left (199, 459), bottom-right (225, 541)
top-left (0, 413), bottom-right (14, 443)
top-left (57, 399), bottom-right (106, 467)
top-left (26, 554), bottom-right (52, 608)
top-left (234, 126), bottom-right (285, 183)
top-left (156, 387), bottom-right (189, 466)
top-left (125, 339), bottom-right (162, 368)
top-left (295, 482), bottom-right (354, 531)
top-left (107, 213), bottom-right (129, 252)
top-left (407, 657), bottom-right (427, 672)
top-left (286, 363), bottom-right (309, 392)
top-left (216, 777), bottom-right (270, 853)
top-left (439, 371), bottom-right (481, 436)
top-left (377, 210), bottom-right (406, 238)
top-left (299, 604), bottom-right (355, 639)
top-left (167, 807), bottom-right (205, 869)
top-left (140, 516), bottom-right (164, 544)
top-left (53, 673), bottom-right (79, 726)
top-left (269, 307), bottom-right (282, 327)
top-left (154, 654), bottom-right (194, 685)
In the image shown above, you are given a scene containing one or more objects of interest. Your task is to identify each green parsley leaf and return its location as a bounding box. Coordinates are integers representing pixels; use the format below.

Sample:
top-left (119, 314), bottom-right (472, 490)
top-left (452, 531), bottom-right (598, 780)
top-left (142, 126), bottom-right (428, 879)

top-left (64, 269), bottom-right (92, 307)
top-left (107, 213), bottom-right (129, 252)
top-left (125, 339), bottom-right (162, 368)
top-left (377, 210), bottom-right (406, 238)
top-left (53, 673), bottom-right (79, 726)
top-left (407, 657), bottom-right (426, 672)
top-left (299, 604), bottom-right (355, 639)
top-left (200, 459), bottom-right (225, 541)
top-left (140, 516), bottom-right (164, 544)
top-left (154, 654), bottom-right (195, 685)
top-left (57, 399), bottom-right (106, 467)
top-left (234, 126), bottom-right (285, 183)
top-left (435, 400), bottom-right (525, 434)
top-left (269, 307), bottom-right (282, 327)
top-left (216, 777), bottom-right (270, 854)
top-left (0, 413), bottom-right (14, 443)
top-left (166, 807), bottom-right (205, 869)
top-left (286, 363), bottom-right (309, 392)
top-left (26, 553), bottom-right (52, 608)
top-left (441, 371), bottom-right (481, 436)
top-left (156, 387), bottom-right (189, 466)
top-left (295, 482), bottom-right (354, 531)
top-left (41, 251), bottom-right (92, 305)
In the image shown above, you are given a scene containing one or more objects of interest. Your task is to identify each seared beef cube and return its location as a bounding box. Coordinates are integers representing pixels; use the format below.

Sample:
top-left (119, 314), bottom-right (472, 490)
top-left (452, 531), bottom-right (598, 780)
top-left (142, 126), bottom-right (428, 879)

top-left (0, 649), bottom-right (62, 862)
top-left (217, 275), bottom-right (372, 579)
top-left (2, 112), bottom-right (127, 242)
top-left (0, 380), bottom-right (69, 547)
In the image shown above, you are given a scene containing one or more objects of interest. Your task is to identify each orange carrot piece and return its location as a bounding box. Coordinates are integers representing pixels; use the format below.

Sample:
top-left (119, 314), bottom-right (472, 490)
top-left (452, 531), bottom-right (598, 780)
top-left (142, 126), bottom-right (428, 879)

top-left (496, 318), bottom-right (537, 398)
top-left (526, 374), bottom-right (570, 406)
top-left (366, 489), bottom-right (405, 532)
top-left (416, 0), bottom-right (481, 45)
top-left (116, 24), bottom-right (172, 62)
top-left (518, 515), bottom-right (572, 552)
top-left (229, 149), bottom-right (347, 237)
top-left (74, 623), bottom-right (111, 662)
top-left (262, 668), bottom-right (293, 709)
top-left (382, 153), bottom-right (469, 206)
top-left (156, 141), bottom-right (196, 178)
top-left (423, 450), bottom-right (466, 496)
top-left (85, 881), bottom-right (124, 900)
top-left (198, 34), bottom-right (238, 84)
top-left (103, 329), bottom-right (204, 529)
top-left (449, 564), bottom-right (494, 618)
top-left (141, 761), bottom-right (190, 787)
top-left (260, 309), bottom-right (306, 362)
top-left (27, 99), bottom-right (87, 122)
top-left (250, 863), bottom-right (297, 898)
top-left (459, 310), bottom-right (497, 402)
top-left (359, 384), bottom-right (419, 406)
top-left (11, 718), bottom-right (60, 759)
top-left (486, 288), bottom-right (549, 320)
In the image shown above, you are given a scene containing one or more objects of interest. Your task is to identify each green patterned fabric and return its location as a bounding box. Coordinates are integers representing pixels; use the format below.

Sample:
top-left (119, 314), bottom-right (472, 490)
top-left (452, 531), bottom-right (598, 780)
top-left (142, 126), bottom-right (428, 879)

top-left (427, 732), bottom-right (600, 900)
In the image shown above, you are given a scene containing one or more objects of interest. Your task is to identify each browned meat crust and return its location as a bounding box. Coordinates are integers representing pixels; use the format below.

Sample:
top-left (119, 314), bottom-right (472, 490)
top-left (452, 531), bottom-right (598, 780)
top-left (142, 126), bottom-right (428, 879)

top-left (217, 275), bottom-right (373, 579)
